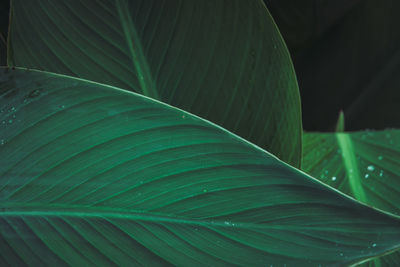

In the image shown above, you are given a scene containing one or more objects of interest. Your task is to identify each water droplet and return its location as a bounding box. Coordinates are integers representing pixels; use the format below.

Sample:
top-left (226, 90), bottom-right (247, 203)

top-left (331, 176), bottom-right (337, 181)
top-left (378, 155), bottom-right (383, 160)
top-left (365, 174), bottom-right (369, 179)
top-left (367, 165), bottom-right (375, 171)
top-left (8, 119), bottom-right (13, 124)
top-left (10, 106), bottom-right (15, 111)
top-left (379, 170), bottom-right (384, 177)
top-left (60, 105), bottom-right (65, 109)
top-left (340, 252), bottom-right (344, 256)
top-left (202, 188), bottom-right (208, 193)
top-left (0, 139), bottom-right (4, 145)
top-left (224, 221), bottom-right (231, 226)
top-left (372, 243), bottom-right (377, 247)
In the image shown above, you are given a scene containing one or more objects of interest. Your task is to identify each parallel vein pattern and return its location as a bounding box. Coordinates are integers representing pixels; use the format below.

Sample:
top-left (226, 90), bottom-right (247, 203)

top-left (0, 69), bottom-right (400, 266)
top-left (303, 130), bottom-right (400, 266)
top-left (8, 0), bottom-right (302, 167)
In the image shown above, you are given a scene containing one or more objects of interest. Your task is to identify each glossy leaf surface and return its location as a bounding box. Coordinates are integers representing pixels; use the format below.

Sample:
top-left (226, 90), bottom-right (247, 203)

top-left (1, 68), bottom-right (400, 266)
top-left (8, 0), bottom-right (302, 167)
top-left (303, 130), bottom-right (400, 266)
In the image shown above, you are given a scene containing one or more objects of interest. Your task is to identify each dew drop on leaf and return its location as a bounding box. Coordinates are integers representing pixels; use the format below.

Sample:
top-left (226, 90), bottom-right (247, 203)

top-left (331, 176), bottom-right (336, 181)
top-left (365, 174), bottom-right (369, 179)
top-left (378, 155), bottom-right (383, 160)
top-left (367, 165), bottom-right (375, 171)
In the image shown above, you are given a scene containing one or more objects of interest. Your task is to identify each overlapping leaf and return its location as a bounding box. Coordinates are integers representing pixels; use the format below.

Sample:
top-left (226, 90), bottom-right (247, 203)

top-left (0, 68), bottom-right (400, 266)
top-left (7, 0), bottom-right (302, 167)
top-left (303, 130), bottom-right (400, 266)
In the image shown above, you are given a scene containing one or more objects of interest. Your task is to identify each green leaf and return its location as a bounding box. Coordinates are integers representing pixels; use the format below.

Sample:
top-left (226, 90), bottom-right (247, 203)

top-left (355, 251), bottom-right (400, 267)
top-left (1, 68), bottom-right (400, 266)
top-left (335, 110), bottom-right (345, 132)
top-left (303, 130), bottom-right (400, 215)
top-left (7, 0), bottom-right (302, 167)
top-left (303, 130), bottom-right (400, 265)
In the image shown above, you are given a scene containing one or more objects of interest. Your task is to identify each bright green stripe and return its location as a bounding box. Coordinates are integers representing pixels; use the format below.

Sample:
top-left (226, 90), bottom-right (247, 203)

top-left (336, 133), bottom-right (367, 202)
top-left (115, 0), bottom-right (159, 100)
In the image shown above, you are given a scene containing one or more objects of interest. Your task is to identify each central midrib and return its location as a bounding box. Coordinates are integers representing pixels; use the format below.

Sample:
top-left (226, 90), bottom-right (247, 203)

top-left (0, 203), bottom-right (359, 231)
top-left (336, 133), bottom-right (367, 202)
top-left (116, 0), bottom-right (160, 100)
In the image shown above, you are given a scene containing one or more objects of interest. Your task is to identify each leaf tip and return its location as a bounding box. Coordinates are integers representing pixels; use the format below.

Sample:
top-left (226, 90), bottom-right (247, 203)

top-left (335, 110), bottom-right (345, 132)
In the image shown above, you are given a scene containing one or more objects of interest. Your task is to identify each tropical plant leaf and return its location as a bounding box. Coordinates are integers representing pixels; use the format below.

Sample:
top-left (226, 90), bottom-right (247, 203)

top-left (1, 68), bottom-right (400, 266)
top-left (7, 0), bottom-right (302, 167)
top-left (335, 110), bottom-right (345, 132)
top-left (303, 130), bottom-right (400, 215)
top-left (266, 0), bottom-right (400, 132)
top-left (355, 251), bottom-right (400, 267)
top-left (303, 130), bottom-right (400, 266)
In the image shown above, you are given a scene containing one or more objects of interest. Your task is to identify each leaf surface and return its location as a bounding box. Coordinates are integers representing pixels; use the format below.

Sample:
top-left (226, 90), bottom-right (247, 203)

top-left (303, 130), bottom-right (400, 266)
top-left (8, 0), bottom-right (302, 167)
top-left (1, 68), bottom-right (400, 266)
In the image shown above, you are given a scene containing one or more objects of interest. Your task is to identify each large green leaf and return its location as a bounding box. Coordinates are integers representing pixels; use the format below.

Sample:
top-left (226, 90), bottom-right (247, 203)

top-left (303, 130), bottom-right (400, 266)
top-left (266, 0), bottom-right (400, 131)
top-left (1, 68), bottom-right (400, 266)
top-left (7, 0), bottom-right (302, 167)
top-left (303, 130), bottom-right (400, 215)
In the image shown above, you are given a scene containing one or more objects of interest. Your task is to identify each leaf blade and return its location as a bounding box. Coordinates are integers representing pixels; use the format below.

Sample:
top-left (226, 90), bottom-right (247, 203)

top-left (303, 130), bottom-right (400, 266)
top-left (8, 0), bottom-right (302, 167)
top-left (1, 68), bottom-right (400, 265)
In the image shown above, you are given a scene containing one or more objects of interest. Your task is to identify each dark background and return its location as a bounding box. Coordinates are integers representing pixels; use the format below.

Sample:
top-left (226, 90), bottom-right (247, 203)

top-left (265, 0), bottom-right (400, 131)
